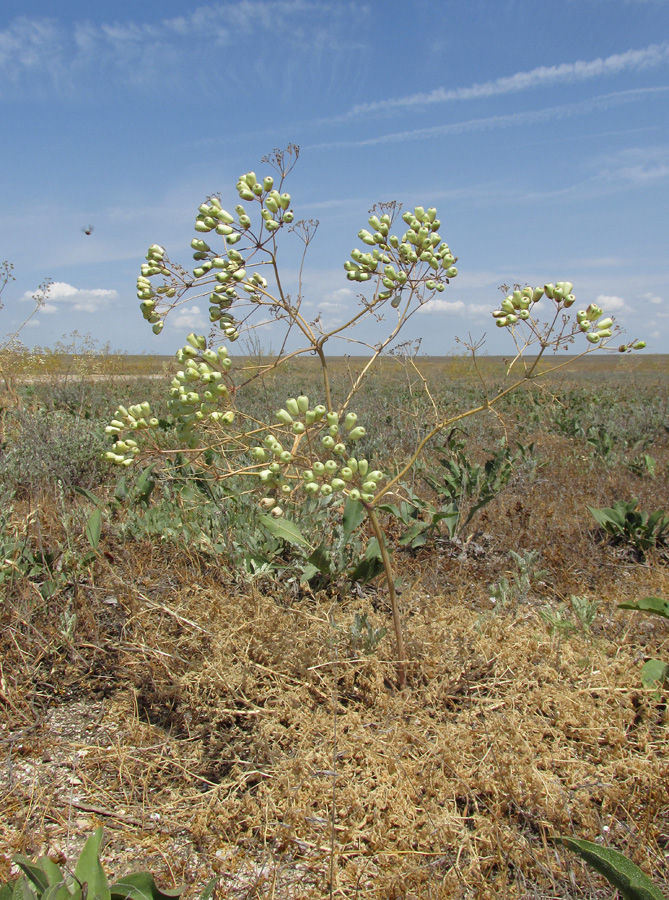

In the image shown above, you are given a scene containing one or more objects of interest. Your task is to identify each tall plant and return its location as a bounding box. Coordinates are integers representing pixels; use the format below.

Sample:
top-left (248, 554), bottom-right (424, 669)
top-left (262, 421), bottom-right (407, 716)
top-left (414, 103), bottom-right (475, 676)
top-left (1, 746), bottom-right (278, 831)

top-left (106, 145), bottom-right (645, 688)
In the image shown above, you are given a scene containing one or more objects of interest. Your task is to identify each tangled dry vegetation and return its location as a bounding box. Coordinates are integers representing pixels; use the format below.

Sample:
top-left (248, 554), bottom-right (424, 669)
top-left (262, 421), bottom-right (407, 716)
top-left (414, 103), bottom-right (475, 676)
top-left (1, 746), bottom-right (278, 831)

top-left (1, 358), bottom-right (668, 899)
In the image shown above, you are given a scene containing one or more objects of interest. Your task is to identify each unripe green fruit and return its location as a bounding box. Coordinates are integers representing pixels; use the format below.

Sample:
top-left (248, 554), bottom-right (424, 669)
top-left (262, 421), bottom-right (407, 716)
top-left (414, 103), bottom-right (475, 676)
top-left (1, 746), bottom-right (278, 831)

top-left (292, 422), bottom-right (306, 435)
top-left (238, 188), bottom-right (254, 201)
top-left (152, 322), bottom-right (164, 334)
top-left (362, 481), bottom-right (377, 494)
top-left (445, 266), bottom-right (458, 278)
top-left (518, 310), bottom-right (530, 320)
top-left (297, 395), bottom-right (309, 414)
top-left (369, 470), bottom-right (384, 482)
top-left (347, 457), bottom-right (358, 473)
top-left (344, 412), bottom-right (357, 431)
top-left (327, 412), bottom-right (338, 428)
top-left (324, 460), bottom-right (338, 475)
top-left (265, 220), bottom-right (280, 232)
top-left (265, 197), bottom-right (279, 214)
top-left (279, 193), bottom-right (291, 209)
top-left (330, 478), bottom-right (346, 492)
top-left (333, 443), bottom-right (346, 456)
top-left (285, 397), bottom-right (300, 417)
top-left (280, 451), bottom-right (293, 464)
top-left (348, 489), bottom-right (361, 501)
top-left (361, 493), bottom-right (374, 503)
top-left (357, 459), bottom-right (369, 477)
top-left (597, 328), bottom-right (612, 338)
top-left (276, 408), bottom-right (293, 425)
top-left (304, 482), bottom-right (319, 495)
top-left (322, 435), bottom-right (335, 449)
top-left (252, 447), bottom-right (269, 462)
top-left (271, 506), bottom-right (284, 518)
top-left (320, 484), bottom-right (333, 496)
top-left (348, 426), bottom-right (366, 441)
top-left (340, 467), bottom-right (353, 482)
top-left (313, 461), bottom-right (325, 476)
top-left (305, 410), bottom-right (316, 425)
top-left (586, 332), bottom-right (600, 343)
top-left (313, 405), bottom-right (327, 420)
top-left (532, 287), bottom-right (544, 302)
top-left (597, 317), bottom-right (613, 330)
top-left (252, 182), bottom-right (263, 196)
top-left (187, 332), bottom-right (206, 350)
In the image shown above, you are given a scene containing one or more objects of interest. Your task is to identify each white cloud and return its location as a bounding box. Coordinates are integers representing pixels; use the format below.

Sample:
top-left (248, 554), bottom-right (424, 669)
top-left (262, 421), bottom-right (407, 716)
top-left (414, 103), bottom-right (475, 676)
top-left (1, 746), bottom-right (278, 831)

top-left (311, 88), bottom-right (669, 150)
top-left (20, 281), bottom-right (117, 314)
top-left (0, 3), bottom-right (365, 96)
top-left (596, 146), bottom-right (669, 183)
top-left (347, 42), bottom-right (669, 116)
top-left (642, 291), bottom-right (664, 304)
top-left (171, 305), bottom-right (208, 330)
top-left (319, 287), bottom-right (354, 310)
top-left (595, 294), bottom-right (627, 311)
top-left (418, 299), bottom-right (465, 315)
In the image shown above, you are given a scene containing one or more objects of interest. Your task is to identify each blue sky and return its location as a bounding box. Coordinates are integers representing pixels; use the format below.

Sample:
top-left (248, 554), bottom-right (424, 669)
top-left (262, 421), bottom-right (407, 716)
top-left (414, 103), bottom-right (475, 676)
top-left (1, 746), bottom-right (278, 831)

top-left (1, 0), bottom-right (668, 357)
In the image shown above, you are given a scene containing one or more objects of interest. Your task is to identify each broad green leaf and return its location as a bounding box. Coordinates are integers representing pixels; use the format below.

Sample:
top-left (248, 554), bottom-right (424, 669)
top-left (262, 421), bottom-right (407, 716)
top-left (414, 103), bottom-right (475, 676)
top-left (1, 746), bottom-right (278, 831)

top-left (559, 837), bottom-right (666, 900)
top-left (114, 476), bottom-right (128, 503)
top-left (12, 859), bottom-right (50, 894)
top-left (342, 497), bottom-right (366, 545)
top-left (259, 514), bottom-right (311, 548)
top-left (73, 487), bottom-right (104, 508)
top-left (398, 523), bottom-right (429, 547)
top-left (74, 828), bottom-right (110, 900)
top-left (349, 556), bottom-right (385, 585)
top-left (110, 873), bottom-right (184, 900)
top-left (11, 878), bottom-right (37, 900)
top-left (641, 659), bottom-right (669, 691)
top-left (618, 597), bottom-right (669, 619)
top-left (0, 884), bottom-right (13, 900)
top-left (85, 509), bottom-right (102, 552)
top-left (38, 859), bottom-right (66, 888)
top-left (307, 544), bottom-right (332, 575)
top-left (588, 505), bottom-right (620, 530)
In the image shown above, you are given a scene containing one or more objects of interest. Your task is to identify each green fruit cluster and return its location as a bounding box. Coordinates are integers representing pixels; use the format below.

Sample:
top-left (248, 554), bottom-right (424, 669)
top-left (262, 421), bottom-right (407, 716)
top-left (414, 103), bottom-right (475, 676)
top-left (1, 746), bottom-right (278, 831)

top-left (492, 285), bottom-right (546, 327)
top-left (137, 245), bottom-right (171, 334)
top-left (105, 402), bottom-right (159, 465)
top-left (345, 206), bottom-right (457, 306)
top-left (575, 304), bottom-right (614, 344)
top-left (105, 335), bottom-right (236, 464)
top-left (251, 397), bottom-right (385, 518)
top-left (168, 334), bottom-right (235, 438)
top-left (137, 175), bottom-right (294, 337)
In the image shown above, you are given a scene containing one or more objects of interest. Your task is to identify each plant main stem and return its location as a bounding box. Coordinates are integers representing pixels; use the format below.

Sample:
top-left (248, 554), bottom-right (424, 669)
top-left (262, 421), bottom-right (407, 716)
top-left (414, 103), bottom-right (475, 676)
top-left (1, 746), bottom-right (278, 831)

top-left (365, 504), bottom-right (407, 690)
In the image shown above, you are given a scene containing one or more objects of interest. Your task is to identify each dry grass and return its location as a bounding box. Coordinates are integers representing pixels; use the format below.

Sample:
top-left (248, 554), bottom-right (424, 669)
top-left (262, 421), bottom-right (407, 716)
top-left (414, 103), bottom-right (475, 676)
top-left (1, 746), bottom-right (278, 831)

top-left (1, 358), bottom-right (668, 899)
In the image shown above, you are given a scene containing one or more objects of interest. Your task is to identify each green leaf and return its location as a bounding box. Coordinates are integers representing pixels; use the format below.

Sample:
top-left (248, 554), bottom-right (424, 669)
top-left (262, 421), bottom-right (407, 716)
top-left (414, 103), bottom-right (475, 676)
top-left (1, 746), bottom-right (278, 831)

top-left (307, 544), bottom-right (332, 575)
top-left (73, 487), bottom-right (104, 508)
top-left (74, 829), bottom-right (110, 900)
top-left (198, 879), bottom-right (217, 900)
top-left (12, 860), bottom-right (49, 895)
top-left (110, 873), bottom-right (184, 900)
top-left (259, 514), bottom-right (311, 548)
top-left (618, 597), bottom-right (669, 619)
top-left (85, 509), bottom-right (102, 552)
top-left (558, 837), bottom-right (666, 900)
top-left (641, 658), bottom-right (669, 691)
top-left (342, 497), bottom-right (366, 545)
top-left (114, 476), bottom-right (128, 503)
top-left (349, 556), bottom-right (385, 585)
top-left (0, 883), bottom-right (13, 900)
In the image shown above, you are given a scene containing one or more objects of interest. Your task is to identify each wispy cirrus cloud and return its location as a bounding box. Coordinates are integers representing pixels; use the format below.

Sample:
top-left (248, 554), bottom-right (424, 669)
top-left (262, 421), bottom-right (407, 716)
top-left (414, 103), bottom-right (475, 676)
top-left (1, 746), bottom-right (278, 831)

top-left (311, 87), bottom-right (669, 150)
top-left (347, 42), bottom-right (669, 117)
top-left (0, 2), bottom-right (366, 97)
